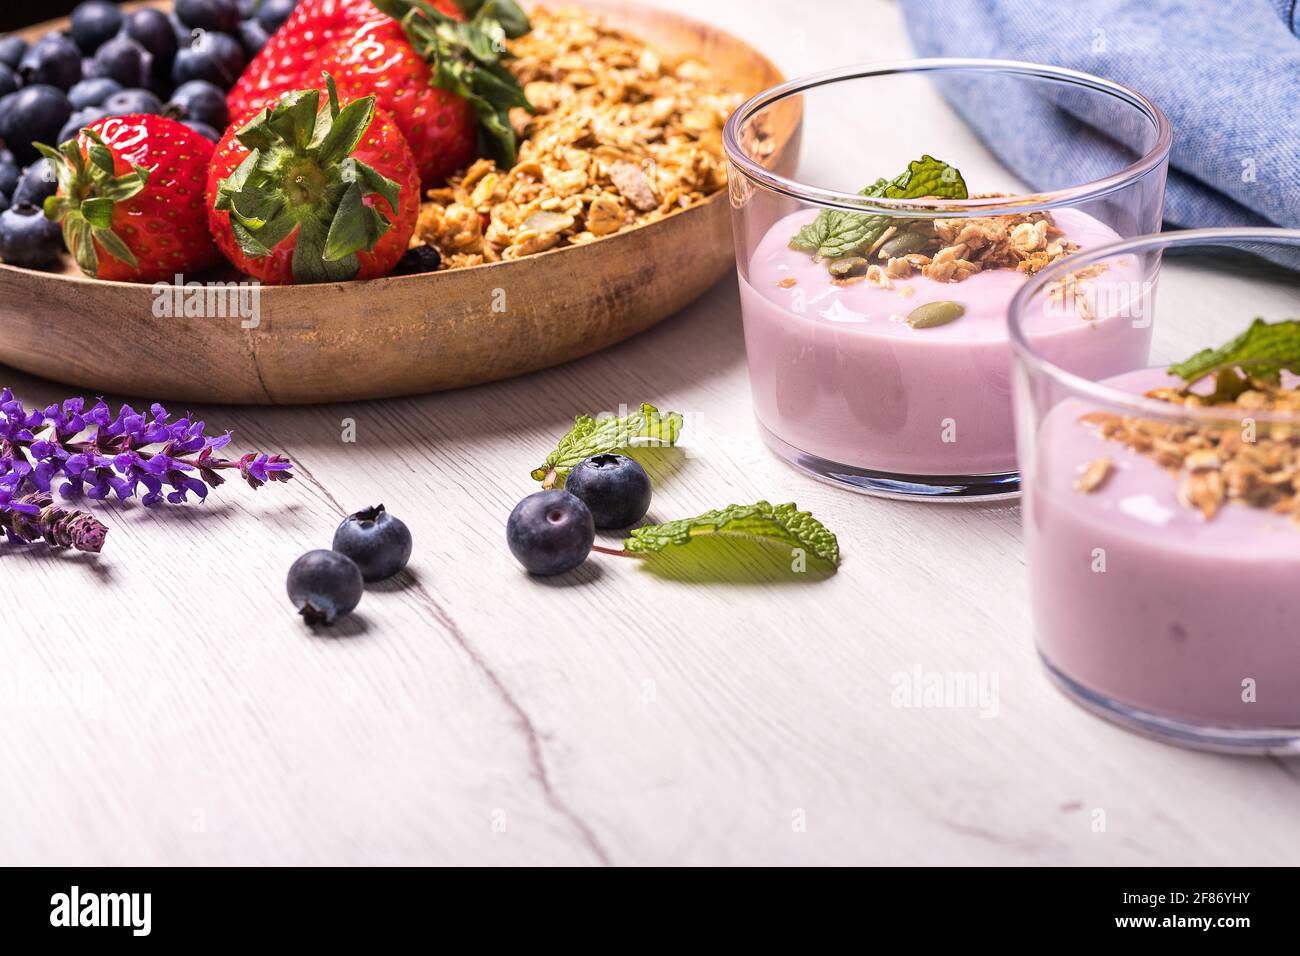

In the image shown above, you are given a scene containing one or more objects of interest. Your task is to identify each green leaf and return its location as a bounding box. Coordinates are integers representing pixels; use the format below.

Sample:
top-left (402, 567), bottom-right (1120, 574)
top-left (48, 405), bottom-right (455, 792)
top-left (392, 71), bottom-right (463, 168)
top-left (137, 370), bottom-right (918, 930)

top-left (531, 403), bottom-right (683, 487)
top-left (625, 501), bottom-right (840, 566)
top-left (323, 181), bottom-right (391, 261)
top-left (350, 160), bottom-right (401, 213)
top-left (453, 0), bottom-right (532, 38)
top-left (316, 96), bottom-right (376, 167)
top-left (789, 154), bottom-right (967, 260)
top-left (1169, 318), bottom-right (1300, 386)
top-left (291, 216), bottom-right (361, 284)
top-left (80, 197), bottom-right (115, 229)
top-left (90, 226), bottom-right (139, 270)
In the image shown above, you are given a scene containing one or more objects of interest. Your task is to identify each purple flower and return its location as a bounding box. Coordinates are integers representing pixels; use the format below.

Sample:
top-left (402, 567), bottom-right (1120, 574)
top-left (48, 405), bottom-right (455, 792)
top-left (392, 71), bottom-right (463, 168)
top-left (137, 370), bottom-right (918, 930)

top-left (0, 389), bottom-right (294, 552)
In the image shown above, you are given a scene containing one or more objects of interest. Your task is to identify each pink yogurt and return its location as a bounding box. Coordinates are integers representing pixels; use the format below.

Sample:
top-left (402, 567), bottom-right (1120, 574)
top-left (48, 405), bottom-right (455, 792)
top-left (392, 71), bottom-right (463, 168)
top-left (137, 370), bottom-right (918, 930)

top-left (1027, 368), bottom-right (1300, 727)
top-left (740, 207), bottom-right (1148, 476)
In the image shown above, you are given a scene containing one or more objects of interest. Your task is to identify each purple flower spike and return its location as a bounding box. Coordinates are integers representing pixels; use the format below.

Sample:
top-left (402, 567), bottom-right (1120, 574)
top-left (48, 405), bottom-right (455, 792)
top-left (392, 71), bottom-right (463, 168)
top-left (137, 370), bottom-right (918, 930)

top-left (0, 390), bottom-right (294, 553)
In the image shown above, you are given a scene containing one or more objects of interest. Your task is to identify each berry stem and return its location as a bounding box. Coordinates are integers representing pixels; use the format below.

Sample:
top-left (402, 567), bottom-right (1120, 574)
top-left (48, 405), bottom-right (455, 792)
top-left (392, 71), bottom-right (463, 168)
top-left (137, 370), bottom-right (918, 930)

top-left (591, 543), bottom-right (639, 559)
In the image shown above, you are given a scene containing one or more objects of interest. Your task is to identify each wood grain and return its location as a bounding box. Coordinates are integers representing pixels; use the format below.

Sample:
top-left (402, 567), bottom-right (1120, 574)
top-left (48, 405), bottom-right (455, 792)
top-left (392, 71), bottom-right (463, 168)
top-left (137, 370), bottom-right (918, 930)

top-left (0, 0), bottom-right (790, 404)
top-left (1, 0), bottom-right (1298, 867)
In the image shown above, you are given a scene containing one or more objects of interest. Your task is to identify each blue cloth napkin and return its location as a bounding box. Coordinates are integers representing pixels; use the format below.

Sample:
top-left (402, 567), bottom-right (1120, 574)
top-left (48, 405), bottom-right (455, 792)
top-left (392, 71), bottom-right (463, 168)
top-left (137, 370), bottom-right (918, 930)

top-left (901, 0), bottom-right (1299, 230)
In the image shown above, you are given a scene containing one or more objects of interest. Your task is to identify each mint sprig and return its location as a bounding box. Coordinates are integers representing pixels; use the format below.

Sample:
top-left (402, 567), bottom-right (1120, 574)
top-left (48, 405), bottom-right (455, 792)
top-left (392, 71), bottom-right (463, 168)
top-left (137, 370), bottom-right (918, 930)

top-left (532, 403), bottom-right (683, 488)
top-left (789, 155), bottom-right (967, 260)
top-left (624, 501), bottom-right (840, 566)
top-left (1169, 318), bottom-right (1300, 386)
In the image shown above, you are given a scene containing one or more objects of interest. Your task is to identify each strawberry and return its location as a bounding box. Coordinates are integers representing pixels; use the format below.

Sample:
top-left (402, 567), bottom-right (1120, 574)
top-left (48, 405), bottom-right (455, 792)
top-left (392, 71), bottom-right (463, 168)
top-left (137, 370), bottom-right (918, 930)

top-left (37, 115), bottom-right (221, 283)
top-left (228, 0), bottom-right (387, 117)
top-left (229, 0), bottom-right (533, 188)
top-left (206, 76), bottom-right (420, 284)
top-left (326, 13), bottom-right (478, 187)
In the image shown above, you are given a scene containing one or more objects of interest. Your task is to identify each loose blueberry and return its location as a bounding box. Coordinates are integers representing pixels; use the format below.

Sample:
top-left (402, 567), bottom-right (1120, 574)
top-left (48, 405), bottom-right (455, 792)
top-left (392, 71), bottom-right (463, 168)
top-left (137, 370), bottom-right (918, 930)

top-left (68, 76), bottom-right (121, 108)
top-left (92, 35), bottom-right (153, 89)
top-left (166, 79), bottom-right (228, 129)
top-left (0, 85), bottom-right (72, 166)
top-left (57, 106), bottom-right (112, 147)
top-left (392, 245), bottom-right (442, 276)
top-left (0, 63), bottom-right (19, 99)
top-left (18, 34), bottom-right (83, 91)
top-left (182, 119), bottom-right (222, 141)
top-left (70, 2), bottom-right (125, 56)
top-left (105, 88), bottom-right (164, 116)
top-left (287, 549), bottom-right (364, 626)
top-left (564, 454), bottom-right (653, 529)
top-left (237, 0), bottom-right (259, 18)
top-left (332, 504), bottom-right (413, 582)
top-left (0, 36), bottom-right (27, 71)
top-left (124, 9), bottom-right (180, 80)
top-left (12, 159), bottom-right (57, 207)
top-left (0, 150), bottom-right (18, 198)
top-left (0, 192), bottom-right (8, 215)
top-left (237, 20), bottom-right (270, 59)
top-left (258, 0), bottom-right (300, 33)
top-left (506, 490), bottom-right (595, 576)
top-left (0, 201), bottom-right (64, 269)
top-left (173, 31), bottom-right (245, 89)
top-left (176, 0), bottom-right (242, 34)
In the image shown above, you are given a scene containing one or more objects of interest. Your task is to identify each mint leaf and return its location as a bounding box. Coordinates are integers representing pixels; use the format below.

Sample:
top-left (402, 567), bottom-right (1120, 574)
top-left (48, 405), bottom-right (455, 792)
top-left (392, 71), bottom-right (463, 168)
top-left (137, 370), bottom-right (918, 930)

top-left (624, 501), bottom-right (840, 566)
top-left (788, 155), bottom-right (967, 260)
top-left (1169, 318), bottom-right (1300, 385)
top-left (532, 403), bottom-right (683, 488)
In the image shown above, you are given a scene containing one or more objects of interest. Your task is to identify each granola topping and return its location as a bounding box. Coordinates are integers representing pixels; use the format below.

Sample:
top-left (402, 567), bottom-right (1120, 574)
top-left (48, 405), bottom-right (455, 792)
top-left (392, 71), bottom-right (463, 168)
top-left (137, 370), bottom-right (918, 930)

top-left (1077, 374), bottom-right (1300, 525)
top-left (411, 6), bottom-right (743, 269)
top-left (881, 199), bottom-right (1082, 284)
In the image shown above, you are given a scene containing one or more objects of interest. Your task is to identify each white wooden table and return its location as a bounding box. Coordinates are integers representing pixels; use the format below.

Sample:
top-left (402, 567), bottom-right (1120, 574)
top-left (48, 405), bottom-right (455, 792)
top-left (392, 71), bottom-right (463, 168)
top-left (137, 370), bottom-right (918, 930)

top-left (3, 0), bottom-right (1299, 867)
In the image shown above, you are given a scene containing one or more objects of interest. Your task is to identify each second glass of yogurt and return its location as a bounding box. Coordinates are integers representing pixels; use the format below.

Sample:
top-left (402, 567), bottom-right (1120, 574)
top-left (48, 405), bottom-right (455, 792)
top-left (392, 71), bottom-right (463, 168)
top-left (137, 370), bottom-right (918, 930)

top-left (722, 60), bottom-right (1171, 499)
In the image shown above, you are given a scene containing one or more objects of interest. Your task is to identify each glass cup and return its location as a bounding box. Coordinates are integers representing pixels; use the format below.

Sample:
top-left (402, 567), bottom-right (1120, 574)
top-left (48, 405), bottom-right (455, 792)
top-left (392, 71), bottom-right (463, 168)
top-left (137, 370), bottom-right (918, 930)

top-left (1010, 228), bottom-right (1300, 754)
top-left (722, 59), bottom-right (1170, 499)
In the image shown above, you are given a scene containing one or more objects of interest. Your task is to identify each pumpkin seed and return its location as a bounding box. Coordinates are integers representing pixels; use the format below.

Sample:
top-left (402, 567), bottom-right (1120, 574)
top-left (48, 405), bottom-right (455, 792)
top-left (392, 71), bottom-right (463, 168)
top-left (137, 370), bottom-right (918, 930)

top-left (828, 256), bottom-right (868, 277)
top-left (905, 300), bottom-right (965, 329)
top-left (878, 230), bottom-right (931, 259)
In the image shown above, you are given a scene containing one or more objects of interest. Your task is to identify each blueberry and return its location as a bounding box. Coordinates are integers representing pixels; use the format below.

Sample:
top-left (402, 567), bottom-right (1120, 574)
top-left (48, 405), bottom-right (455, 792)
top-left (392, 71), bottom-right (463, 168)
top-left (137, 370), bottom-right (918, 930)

top-left (258, 0), bottom-right (300, 33)
top-left (105, 88), bottom-right (164, 116)
top-left (181, 119), bottom-right (220, 141)
top-left (92, 36), bottom-right (153, 89)
top-left (287, 549), bottom-right (364, 626)
top-left (18, 34), bottom-right (83, 91)
top-left (392, 245), bottom-right (442, 276)
top-left (169, 13), bottom-right (195, 49)
top-left (0, 37), bottom-right (27, 71)
top-left (167, 79), bottom-right (228, 129)
top-left (0, 150), bottom-right (18, 198)
top-left (57, 106), bottom-right (111, 146)
top-left (330, 504), bottom-right (413, 582)
top-left (176, 0), bottom-right (241, 34)
top-left (0, 192), bottom-right (7, 216)
top-left (12, 159), bottom-right (57, 207)
top-left (70, 2), bottom-right (125, 56)
top-left (237, 0), bottom-right (259, 17)
top-left (507, 490), bottom-right (595, 576)
top-left (0, 85), bottom-right (72, 166)
top-left (0, 63), bottom-right (19, 99)
top-left (68, 76), bottom-right (121, 109)
top-left (237, 19), bottom-right (270, 59)
top-left (0, 201), bottom-right (64, 269)
top-left (124, 9), bottom-right (180, 80)
top-left (173, 31), bottom-right (246, 89)
top-left (563, 454), bottom-right (652, 529)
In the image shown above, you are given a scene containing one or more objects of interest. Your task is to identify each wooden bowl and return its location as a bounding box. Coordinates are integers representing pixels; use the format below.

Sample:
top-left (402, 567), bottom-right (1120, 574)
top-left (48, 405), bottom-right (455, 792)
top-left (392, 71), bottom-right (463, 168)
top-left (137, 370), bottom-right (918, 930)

top-left (0, 1), bottom-right (794, 404)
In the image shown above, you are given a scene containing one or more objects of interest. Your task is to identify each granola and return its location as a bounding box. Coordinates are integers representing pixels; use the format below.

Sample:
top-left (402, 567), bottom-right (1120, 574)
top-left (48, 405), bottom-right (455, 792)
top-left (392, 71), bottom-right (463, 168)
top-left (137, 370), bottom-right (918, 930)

top-left (411, 6), bottom-right (744, 269)
top-left (1076, 375), bottom-right (1300, 525)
